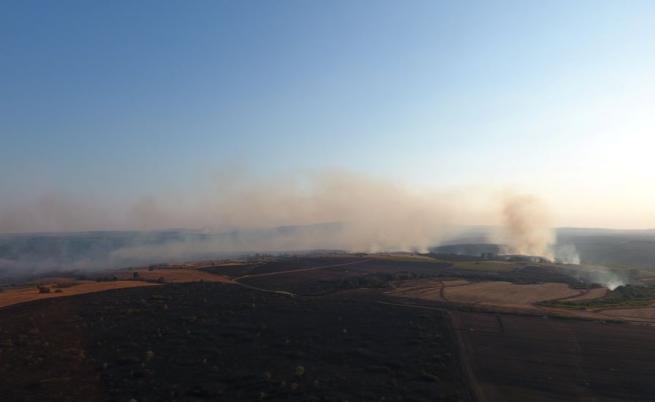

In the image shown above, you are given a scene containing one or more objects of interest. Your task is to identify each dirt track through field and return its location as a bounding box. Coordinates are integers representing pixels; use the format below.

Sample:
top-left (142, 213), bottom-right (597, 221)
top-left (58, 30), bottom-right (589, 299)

top-left (449, 310), bottom-right (655, 402)
top-left (377, 300), bottom-right (486, 402)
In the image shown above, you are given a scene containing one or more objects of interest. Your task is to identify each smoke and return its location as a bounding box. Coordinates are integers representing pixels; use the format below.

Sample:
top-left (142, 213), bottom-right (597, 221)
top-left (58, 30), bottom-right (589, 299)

top-left (0, 170), bottom-right (479, 274)
top-left (174, 170), bottom-right (457, 253)
top-left (498, 194), bottom-right (555, 259)
top-left (0, 174), bottom-right (640, 292)
top-left (604, 278), bottom-right (625, 291)
top-left (495, 197), bottom-right (627, 290)
top-left (553, 244), bottom-right (581, 264)
top-left (0, 194), bottom-right (121, 234)
top-left (560, 263), bottom-right (627, 290)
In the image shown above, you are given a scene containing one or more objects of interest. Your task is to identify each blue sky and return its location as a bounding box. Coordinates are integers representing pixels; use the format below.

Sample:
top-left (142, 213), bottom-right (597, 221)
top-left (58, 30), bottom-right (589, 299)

top-left (2, 1), bottom-right (654, 229)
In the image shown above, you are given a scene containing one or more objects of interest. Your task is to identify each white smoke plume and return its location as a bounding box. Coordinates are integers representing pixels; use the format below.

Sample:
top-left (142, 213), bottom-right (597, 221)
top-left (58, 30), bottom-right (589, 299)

top-left (498, 193), bottom-right (555, 259)
top-left (0, 170), bottom-right (482, 274)
top-left (553, 244), bottom-right (581, 264)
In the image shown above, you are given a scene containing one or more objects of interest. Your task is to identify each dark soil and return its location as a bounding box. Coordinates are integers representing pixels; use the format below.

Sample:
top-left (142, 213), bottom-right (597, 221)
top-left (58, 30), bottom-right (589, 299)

top-left (3, 254), bottom-right (653, 402)
top-left (451, 310), bottom-right (655, 402)
top-left (237, 258), bottom-right (590, 296)
top-left (199, 257), bottom-right (362, 278)
top-left (0, 282), bottom-right (472, 402)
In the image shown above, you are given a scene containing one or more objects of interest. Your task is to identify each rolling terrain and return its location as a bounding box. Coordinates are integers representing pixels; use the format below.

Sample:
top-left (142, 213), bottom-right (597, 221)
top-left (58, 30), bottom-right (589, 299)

top-left (1, 253), bottom-right (655, 401)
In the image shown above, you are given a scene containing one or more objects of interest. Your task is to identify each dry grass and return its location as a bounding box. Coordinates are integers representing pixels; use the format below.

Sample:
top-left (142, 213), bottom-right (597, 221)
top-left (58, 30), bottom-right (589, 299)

top-left (444, 281), bottom-right (580, 308)
top-left (0, 268), bottom-right (232, 310)
top-left (561, 287), bottom-right (608, 302)
top-left (389, 279), bottom-right (470, 301)
top-left (0, 281), bottom-right (158, 309)
top-left (390, 279), bottom-right (577, 309)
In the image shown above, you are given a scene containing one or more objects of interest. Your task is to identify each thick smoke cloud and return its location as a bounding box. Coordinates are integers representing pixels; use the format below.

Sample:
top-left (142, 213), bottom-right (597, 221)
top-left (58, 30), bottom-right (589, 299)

top-left (205, 171), bottom-right (455, 253)
top-left (119, 171), bottom-right (459, 254)
top-left (498, 194), bottom-right (555, 259)
top-left (494, 194), bottom-right (628, 289)
top-left (497, 194), bottom-right (584, 264)
top-left (0, 171), bottom-right (474, 274)
top-left (0, 174), bottom-right (640, 291)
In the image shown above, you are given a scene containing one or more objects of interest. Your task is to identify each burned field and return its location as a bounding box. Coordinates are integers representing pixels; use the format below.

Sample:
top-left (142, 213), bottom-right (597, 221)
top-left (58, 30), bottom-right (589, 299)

top-left (198, 256), bottom-right (363, 277)
top-left (451, 311), bottom-right (655, 402)
top-left (2, 254), bottom-right (655, 402)
top-left (0, 281), bottom-right (472, 402)
top-left (233, 257), bottom-right (593, 298)
top-left (234, 258), bottom-right (451, 296)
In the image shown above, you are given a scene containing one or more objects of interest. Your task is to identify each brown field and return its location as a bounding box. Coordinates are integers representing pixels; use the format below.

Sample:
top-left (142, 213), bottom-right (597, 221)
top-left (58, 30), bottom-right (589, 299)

top-left (1, 254), bottom-right (654, 401)
top-left (443, 281), bottom-right (580, 308)
top-left (0, 268), bottom-right (233, 310)
top-left (390, 279), bottom-right (593, 311)
top-left (559, 287), bottom-right (608, 301)
top-left (452, 310), bottom-right (655, 402)
top-left (599, 306), bottom-right (655, 321)
top-left (116, 268), bottom-right (233, 283)
top-left (0, 280), bottom-right (158, 309)
top-left (389, 279), bottom-right (470, 301)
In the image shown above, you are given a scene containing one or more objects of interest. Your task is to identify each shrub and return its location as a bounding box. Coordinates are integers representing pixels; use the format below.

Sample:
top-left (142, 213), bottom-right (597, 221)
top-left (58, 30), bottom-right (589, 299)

top-left (37, 285), bottom-right (51, 294)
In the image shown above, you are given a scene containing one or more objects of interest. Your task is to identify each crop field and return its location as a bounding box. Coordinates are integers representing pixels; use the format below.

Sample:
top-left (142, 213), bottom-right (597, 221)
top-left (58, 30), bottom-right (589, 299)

top-left (0, 280), bottom-right (158, 309)
top-left (443, 281), bottom-right (580, 308)
top-left (389, 279), bottom-right (589, 310)
top-left (0, 267), bottom-right (234, 310)
top-left (388, 279), bottom-right (470, 301)
top-left (2, 253), bottom-right (654, 401)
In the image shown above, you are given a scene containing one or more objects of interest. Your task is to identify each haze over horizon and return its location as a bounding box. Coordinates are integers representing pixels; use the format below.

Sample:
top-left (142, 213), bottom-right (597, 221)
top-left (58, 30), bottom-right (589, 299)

top-left (2, 0), bottom-right (654, 233)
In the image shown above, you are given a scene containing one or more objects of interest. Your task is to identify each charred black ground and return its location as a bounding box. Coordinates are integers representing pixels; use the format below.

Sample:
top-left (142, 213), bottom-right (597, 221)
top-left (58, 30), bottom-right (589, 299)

top-left (0, 281), bottom-right (471, 402)
top-left (2, 254), bottom-right (655, 402)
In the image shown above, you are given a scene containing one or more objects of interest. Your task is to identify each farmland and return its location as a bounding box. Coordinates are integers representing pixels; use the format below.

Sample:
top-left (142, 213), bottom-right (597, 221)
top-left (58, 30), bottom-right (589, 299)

top-left (451, 311), bottom-right (655, 402)
top-left (443, 281), bottom-right (580, 308)
top-left (0, 282), bottom-right (472, 402)
top-left (1, 253), bottom-right (655, 401)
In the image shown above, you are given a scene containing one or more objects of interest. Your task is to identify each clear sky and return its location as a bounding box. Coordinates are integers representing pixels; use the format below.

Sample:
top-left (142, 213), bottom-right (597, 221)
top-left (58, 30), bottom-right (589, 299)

top-left (2, 0), bottom-right (654, 230)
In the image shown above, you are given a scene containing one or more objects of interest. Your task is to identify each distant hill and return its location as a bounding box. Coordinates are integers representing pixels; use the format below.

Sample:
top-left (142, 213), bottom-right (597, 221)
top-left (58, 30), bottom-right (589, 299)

top-left (0, 223), bottom-right (344, 277)
top-left (2, 224), bottom-right (655, 278)
top-left (436, 227), bottom-right (655, 271)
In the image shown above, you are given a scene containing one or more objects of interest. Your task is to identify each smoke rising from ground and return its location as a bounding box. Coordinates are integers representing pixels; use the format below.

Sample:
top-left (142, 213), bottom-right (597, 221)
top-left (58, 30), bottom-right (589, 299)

top-left (0, 171), bottom-right (472, 274)
top-left (498, 194), bottom-right (555, 259)
top-left (552, 244), bottom-right (581, 265)
top-left (0, 173), bottom-right (646, 292)
top-left (493, 196), bottom-right (629, 289)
